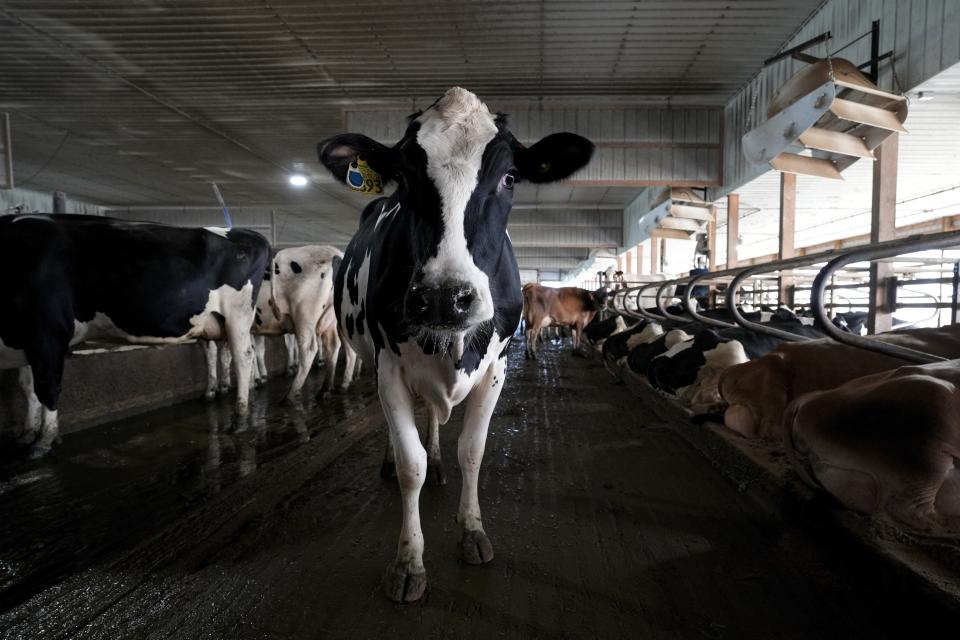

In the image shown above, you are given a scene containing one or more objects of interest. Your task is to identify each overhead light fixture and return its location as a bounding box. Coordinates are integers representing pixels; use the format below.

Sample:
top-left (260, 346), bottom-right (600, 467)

top-left (917, 91), bottom-right (934, 101)
top-left (289, 162), bottom-right (309, 187)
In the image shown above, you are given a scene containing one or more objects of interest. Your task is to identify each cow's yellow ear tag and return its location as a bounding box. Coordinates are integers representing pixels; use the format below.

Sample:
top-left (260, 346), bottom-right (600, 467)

top-left (346, 156), bottom-right (383, 195)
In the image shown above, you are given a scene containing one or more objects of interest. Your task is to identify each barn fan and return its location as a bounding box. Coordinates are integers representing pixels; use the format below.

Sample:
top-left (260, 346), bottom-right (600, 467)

top-left (742, 57), bottom-right (907, 180)
top-left (645, 187), bottom-right (715, 241)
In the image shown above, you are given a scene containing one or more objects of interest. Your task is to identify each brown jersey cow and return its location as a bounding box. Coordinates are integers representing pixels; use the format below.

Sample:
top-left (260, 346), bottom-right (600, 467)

top-left (784, 360), bottom-right (960, 534)
top-left (719, 324), bottom-right (960, 440)
top-left (522, 283), bottom-right (599, 359)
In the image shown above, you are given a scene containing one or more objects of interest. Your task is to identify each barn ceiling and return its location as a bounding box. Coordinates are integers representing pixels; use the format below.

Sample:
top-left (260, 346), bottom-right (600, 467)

top-left (0, 0), bottom-right (825, 273)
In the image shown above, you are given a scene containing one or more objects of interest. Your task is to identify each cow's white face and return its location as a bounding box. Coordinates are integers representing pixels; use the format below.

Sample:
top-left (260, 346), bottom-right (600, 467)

top-left (411, 88), bottom-right (499, 333)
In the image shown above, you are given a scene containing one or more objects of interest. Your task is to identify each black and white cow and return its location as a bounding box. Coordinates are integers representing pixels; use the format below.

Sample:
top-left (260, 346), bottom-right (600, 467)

top-left (0, 214), bottom-right (270, 457)
top-left (318, 87), bottom-right (593, 602)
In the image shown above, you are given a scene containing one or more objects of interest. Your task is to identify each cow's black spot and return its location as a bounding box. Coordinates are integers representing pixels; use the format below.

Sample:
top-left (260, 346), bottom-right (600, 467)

top-left (274, 263), bottom-right (280, 275)
top-left (321, 272), bottom-right (325, 279)
top-left (356, 301), bottom-right (366, 335)
top-left (290, 261), bottom-right (302, 274)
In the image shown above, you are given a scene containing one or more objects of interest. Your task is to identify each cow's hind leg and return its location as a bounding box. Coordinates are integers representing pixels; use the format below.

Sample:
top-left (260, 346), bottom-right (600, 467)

top-left (203, 340), bottom-right (219, 400)
top-left (225, 307), bottom-right (255, 420)
top-left (379, 361), bottom-right (428, 602)
top-left (16, 366), bottom-right (43, 444)
top-left (284, 334), bottom-right (298, 376)
top-left (288, 329), bottom-right (319, 399)
top-left (25, 342), bottom-right (68, 458)
top-left (253, 335), bottom-right (268, 386)
top-left (457, 357), bottom-right (505, 565)
top-left (318, 329), bottom-right (340, 395)
top-left (340, 340), bottom-right (358, 391)
top-left (425, 404), bottom-right (446, 486)
top-left (217, 341), bottom-right (233, 396)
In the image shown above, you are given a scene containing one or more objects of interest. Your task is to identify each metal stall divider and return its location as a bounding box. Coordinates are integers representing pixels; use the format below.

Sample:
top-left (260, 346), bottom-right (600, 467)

top-left (811, 230), bottom-right (960, 364)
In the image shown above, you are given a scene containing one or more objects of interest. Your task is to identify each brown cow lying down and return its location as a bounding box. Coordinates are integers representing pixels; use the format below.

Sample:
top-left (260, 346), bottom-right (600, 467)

top-left (784, 360), bottom-right (960, 534)
top-left (720, 324), bottom-right (960, 440)
top-left (523, 283), bottom-right (598, 359)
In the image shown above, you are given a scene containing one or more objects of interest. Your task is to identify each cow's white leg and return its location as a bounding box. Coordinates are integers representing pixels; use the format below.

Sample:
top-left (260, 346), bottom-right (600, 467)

top-left (17, 366), bottom-right (43, 444)
top-left (340, 341), bottom-right (358, 391)
top-left (253, 335), bottom-right (268, 386)
top-left (288, 330), bottom-right (318, 398)
top-left (217, 341), bottom-right (233, 396)
top-left (379, 361), bottom-right (428, 602)
top-left (203, 341), bottom-right (219, 400)
top-left (226, 318), bottom-right (254, 418)
top-left (319, 330), bottom-right (341, 394)
top-left (284, 333), bottom-right (298, 376)
top-left (457, 357), bottom-right (505, 565)
top-left (29, 407), bottom-right (60, 459)
top-left (425, 404), bottom-right (445, 486)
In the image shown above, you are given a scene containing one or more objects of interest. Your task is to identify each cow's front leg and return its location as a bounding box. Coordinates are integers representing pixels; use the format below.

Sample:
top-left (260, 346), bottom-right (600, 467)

top-left (217, 341), bottom-right (233, 396)
top-left (16, 366), bottom-right (42, 444)
top-left (425, 405), bottom-right (445, 486)
top-left (457, 357), bottom-right (505, 565)
top-left (379, 361), bottom-right (428, 602)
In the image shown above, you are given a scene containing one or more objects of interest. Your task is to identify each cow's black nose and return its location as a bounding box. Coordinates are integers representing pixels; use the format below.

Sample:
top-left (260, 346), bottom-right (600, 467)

top-left (405, 281), bottom-right (479, 329)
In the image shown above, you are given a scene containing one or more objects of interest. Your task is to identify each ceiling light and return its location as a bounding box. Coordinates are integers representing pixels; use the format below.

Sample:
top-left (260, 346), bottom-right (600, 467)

top-left (917, 91), bottom-right (934, 101)
top-left (289, 162), bottom-right (309, 187)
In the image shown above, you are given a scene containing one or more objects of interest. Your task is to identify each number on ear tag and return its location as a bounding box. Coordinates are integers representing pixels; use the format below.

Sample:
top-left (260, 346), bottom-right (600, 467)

top-left (346, 157), bottom-right (383, 195)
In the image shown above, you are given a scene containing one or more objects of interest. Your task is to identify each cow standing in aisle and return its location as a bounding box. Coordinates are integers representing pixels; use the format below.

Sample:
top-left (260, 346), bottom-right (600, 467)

top-left (0, 215), bottom-right (270, 457)
top-left (522, 283), bottom-right (599, 359)
top-left (318, 87), bottom-right (593, 602)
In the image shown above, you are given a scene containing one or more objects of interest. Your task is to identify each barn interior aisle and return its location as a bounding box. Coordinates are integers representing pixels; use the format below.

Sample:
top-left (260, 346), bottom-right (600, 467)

top-left (0, 345), bottom-right (932, 639)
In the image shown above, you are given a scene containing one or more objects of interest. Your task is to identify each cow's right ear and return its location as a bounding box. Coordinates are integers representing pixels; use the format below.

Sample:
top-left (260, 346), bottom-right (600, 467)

top-left (317, 134), bottom-right (396, 186)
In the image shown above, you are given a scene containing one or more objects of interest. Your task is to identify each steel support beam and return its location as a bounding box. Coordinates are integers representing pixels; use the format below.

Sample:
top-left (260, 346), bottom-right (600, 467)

top-left (869, 134), bottom-right (898, 334)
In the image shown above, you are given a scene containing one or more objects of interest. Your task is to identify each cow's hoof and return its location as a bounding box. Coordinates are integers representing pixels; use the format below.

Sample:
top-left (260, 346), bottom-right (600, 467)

top-left (383, 561), bottom-right (427, 603)
top-left (425, 462), bottom-right (446, 487)
top-left (380, 458), bottom-right (397, 480)
top-left (459, 529), bottom-right (494, 565)
top-left (27, 444), bottom-right (51, 460)
top-left (204, 390), bottom-right (216, 401)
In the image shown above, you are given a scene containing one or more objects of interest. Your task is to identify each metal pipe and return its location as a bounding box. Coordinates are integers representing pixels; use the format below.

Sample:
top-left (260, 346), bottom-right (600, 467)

top-left (656, 278), bottom-right (695, 322)
top-left (681, 267), bottom-right (753, 329)
top-left (811, 230), bottom-right (960, 363)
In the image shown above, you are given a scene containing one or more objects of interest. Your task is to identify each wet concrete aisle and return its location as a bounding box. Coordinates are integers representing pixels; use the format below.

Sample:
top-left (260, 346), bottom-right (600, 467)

top-left (0, 343), bottom-right (926, 639)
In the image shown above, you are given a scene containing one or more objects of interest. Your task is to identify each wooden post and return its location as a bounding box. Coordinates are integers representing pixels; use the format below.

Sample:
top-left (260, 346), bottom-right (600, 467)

top-left (650, 237), bottom-right (659, 274)
top-left (778, 173), bottom-right (797, 308)
top-left (869, 134), bottom-right (898, 334)
top-left (625, 248), bottom-right (633, 274)
top-left (660, 238), bottom-right (667, 273)
top-left (636, 244), bottom-right (644, 275)
top-left (726, 193), bottom-right (740, 269)
top-left (616, 255), bottom-right (622, 272)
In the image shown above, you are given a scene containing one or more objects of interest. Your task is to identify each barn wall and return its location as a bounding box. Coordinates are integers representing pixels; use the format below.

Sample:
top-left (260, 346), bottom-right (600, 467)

top-left (716, 0), bottom-right (960, 199)
top-left (0, 338), bottom-right (290, 438)
top-left (346, 106), bottom-right (723, 186)
top-left (1, 186), bottom-right (104, 216)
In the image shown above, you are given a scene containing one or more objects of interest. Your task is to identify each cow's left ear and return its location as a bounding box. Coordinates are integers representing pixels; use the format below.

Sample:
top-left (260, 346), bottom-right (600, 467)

top-left (516, 133), bottom-right (594, 184)
top-left (317, 133), bottom-right (396, 186)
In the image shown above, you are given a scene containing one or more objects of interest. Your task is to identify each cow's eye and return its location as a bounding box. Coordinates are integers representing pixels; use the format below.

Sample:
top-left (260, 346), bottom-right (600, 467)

top-left (500, 173), bottom-right (516, 190)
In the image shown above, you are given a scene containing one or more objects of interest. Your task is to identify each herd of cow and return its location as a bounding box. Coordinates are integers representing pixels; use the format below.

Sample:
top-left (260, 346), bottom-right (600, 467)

top-left (533, 283), bottom-right (960, 536)
top-left (2, 86), bottom-right (957, 606)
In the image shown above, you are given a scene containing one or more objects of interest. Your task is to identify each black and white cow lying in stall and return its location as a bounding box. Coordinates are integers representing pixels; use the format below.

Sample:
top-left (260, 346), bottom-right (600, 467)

top-left (318, 86), bottom-right (593, 602)
top-left (0, 215), bottom-right (270, 457)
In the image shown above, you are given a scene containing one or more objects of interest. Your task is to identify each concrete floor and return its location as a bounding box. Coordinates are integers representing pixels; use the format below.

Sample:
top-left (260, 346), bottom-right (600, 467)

top-left (0, 342), bottom-right (950, 639)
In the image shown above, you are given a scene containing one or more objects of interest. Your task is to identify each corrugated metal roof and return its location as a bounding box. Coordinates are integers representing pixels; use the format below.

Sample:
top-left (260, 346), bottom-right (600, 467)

top-left (1, 0), bottom-right (824, 273)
